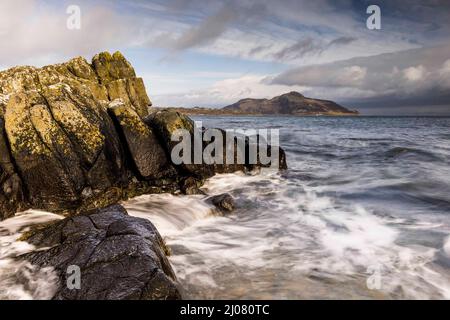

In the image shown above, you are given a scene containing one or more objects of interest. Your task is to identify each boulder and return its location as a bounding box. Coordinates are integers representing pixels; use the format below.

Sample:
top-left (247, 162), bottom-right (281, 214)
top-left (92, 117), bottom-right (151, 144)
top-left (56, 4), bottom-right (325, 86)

top-left (21, 205), bottom-right (181, 300)
top-left (208, 193), bottom-right (235, 213)
top-left (108, 99), bottom-right (174, 180)
top-left (145, 109), bottom-right (215, 179)
top-left (146, 110), bottom-right (287, 177)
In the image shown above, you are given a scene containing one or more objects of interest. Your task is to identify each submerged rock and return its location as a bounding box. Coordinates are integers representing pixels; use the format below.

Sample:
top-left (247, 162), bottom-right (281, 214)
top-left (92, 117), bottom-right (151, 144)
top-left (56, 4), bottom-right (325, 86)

top-left (208, 193), bottom-right (235, 213)
top-left (21, 205), bottom-right (181, 300)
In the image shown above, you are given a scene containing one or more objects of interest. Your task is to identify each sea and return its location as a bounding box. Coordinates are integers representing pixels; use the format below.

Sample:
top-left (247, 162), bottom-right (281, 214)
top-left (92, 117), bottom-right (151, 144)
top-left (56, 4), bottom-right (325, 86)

top-left (1, 116), bottom-right (450, 299)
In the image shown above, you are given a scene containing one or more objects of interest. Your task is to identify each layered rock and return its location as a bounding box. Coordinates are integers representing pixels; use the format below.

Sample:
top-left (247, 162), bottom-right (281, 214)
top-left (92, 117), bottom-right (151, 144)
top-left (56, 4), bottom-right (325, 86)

top-left (0, 52), bottom-right (287, 220)
top-left (0, 52), bottom-right (156, 219)
top-left (21, 205), bottom-right (181, 300)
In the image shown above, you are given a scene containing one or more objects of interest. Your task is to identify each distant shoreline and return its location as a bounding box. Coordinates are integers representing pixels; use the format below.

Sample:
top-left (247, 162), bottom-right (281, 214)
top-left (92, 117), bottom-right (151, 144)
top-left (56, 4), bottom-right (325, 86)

top-left (157, 107), bottom-right (360, 117)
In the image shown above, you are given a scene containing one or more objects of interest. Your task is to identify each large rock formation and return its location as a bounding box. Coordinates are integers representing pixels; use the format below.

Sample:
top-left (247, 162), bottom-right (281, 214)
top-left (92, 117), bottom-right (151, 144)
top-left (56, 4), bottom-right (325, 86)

top-left (0, 52), bottom-right (163, 219)
top-left (0, 52), bottom-right (288, 300)
top-left (21, 205), bottom-right (181, 300)
top-left (0, 51), bottom-right (287, 221)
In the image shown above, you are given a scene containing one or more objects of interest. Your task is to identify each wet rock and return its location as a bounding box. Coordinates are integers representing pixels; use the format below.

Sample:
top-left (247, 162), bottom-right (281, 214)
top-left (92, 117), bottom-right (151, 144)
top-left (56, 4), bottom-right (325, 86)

top-left (22, 205), bottom-right (181, 300)
top-left (208, 193), bottom-right (235, 213)
top-left (145, 109), bottom-right (216, 180)
top-left (108, 99), bottom-right (174, 180)
top-left (179, 177), bottom-right (205, 195)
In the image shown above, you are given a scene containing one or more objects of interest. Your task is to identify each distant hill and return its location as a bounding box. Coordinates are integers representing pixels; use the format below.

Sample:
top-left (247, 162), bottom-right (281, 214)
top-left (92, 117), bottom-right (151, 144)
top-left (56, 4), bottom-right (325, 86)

top-left (223, 91), bottom-right (358, 115)
top-left (164, 92), bottom-right (358, 116)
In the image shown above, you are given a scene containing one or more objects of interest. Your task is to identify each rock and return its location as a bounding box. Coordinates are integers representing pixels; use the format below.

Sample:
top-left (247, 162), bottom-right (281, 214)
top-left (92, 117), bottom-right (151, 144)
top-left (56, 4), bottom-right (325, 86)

top-left (92, 51), bottom-right (150, 118)
top-left (21, 205), bottom-right (181, 300)
top-left (208, 193), bottom-right (235, 213)
top-left (0, 118), bottom-right (25, 219)
top-left (147, 111), bottom-right (287, 176)
top-left (0, 52), bottom-right (288, 220)
top-left (108, 99), bottom-right (174, 180)
top-left (145, 109), bottom-right (215, 179)
top-left (179, 177), bottom-right (206, 195)
top-left (0, 51), bottom-right (156, 217)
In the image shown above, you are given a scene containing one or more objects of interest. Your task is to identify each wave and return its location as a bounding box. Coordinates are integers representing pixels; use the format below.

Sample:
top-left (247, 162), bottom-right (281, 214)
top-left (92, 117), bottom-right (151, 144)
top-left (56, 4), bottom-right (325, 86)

top-left (123, 172), bottom-right (450, 299)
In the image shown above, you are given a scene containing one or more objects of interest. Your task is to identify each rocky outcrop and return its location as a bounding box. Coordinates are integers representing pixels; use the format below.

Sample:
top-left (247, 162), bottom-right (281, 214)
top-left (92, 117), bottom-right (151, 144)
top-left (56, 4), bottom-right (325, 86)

top-left (0, 52), bottom-right (154, 219)
top-left (0, 52), bottom-right (288, 300)
top-left (21, 205), bottom-right (181, 300)
top-left (0, 52), bottom-right (287, 221)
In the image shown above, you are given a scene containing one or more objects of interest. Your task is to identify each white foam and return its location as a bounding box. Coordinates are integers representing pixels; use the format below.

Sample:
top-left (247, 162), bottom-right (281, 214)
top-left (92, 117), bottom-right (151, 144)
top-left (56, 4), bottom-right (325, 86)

top-left (126, 172), bottom-right (450, 299)
top-left (0, 210), bottom-right (61, 300)
top-left (124, 194), bottom-right (214, 237)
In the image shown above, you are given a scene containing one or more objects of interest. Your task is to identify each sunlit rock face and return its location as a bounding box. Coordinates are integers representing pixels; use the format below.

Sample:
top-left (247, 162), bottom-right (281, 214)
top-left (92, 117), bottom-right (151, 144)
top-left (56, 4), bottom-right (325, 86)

top-left (0, 52), bottom-right (159, 219)
top-left (0, 52), bottom-right (287, 221)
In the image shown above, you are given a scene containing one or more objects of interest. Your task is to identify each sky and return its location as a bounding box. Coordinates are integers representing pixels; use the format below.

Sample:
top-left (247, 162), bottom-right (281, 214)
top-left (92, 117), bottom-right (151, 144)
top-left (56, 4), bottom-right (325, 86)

top-left (0, 0), bottom-right (449, 115)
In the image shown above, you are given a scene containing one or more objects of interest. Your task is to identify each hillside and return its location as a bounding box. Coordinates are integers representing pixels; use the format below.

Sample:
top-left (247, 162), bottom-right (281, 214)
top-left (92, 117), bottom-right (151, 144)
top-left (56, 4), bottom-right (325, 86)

top-left (222, 91), bottom-right (358, 115)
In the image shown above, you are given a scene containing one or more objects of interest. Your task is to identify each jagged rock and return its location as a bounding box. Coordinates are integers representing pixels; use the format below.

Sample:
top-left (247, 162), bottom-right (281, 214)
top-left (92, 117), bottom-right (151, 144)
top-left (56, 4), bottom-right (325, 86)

top-left (0, 52), bottom-right (153, 218)
top-left (108, 99), bottom-right (174, 180)
top-left (92, 52), bottom-right (151, 118)
top-left (0, 51), bottom-right (151, 118)
top-left (145, 109), bottom-right (215, 178)
top-left (146, 109), bottom-right (287, 178)
top-left (0, 52), bottom-right (288, 221)
top-left (21, 205), bottom-right (181, 300)
top-left (208, 193), bottom-right (235, 213)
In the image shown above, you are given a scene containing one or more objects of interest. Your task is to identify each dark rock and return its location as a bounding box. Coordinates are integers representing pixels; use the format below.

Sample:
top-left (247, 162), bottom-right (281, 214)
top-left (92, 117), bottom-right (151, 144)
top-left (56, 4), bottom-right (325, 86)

top-left (0, 118), bottom-right (26, 220)
top-left (21, 205), bottom-right (181, 300)
top-left (208, 193), bottom-right (235, 213)
top-left (179, 177), bottom-right (205, 195)
top-left (146, 110), bottom-right (287, 181)
top-left (108, 100), bottom-right (174, 180)
top-left (145, 109), bottom-right (216, 180)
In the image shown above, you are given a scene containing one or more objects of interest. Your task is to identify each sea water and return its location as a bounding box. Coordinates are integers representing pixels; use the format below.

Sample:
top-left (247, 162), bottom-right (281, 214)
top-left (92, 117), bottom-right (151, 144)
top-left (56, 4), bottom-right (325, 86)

top-left (1, 116), bottom-right (450, 299)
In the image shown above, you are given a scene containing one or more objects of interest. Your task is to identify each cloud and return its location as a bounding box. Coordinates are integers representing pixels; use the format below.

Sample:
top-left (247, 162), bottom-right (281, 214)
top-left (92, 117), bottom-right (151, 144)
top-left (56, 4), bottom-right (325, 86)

top-left (272, 44), bottom-right (450, 104)
top-left (403, 65), bottom-right (427, 82)
top-left (171, 5), bottom-right (237, 51)
top-left (272, 36), bottom-right (358, 61)
top-left (169, 1), bottom-right (268, 51)
top-left (0, 0), bottom-right (142, 66)
top-left (152, 74), bottom-right (308, 107)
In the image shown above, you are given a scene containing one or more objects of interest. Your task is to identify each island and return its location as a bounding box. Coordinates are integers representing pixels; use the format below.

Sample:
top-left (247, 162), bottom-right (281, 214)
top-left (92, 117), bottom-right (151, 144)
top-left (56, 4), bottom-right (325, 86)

top-left (165, 91), bottom-right (359, 116)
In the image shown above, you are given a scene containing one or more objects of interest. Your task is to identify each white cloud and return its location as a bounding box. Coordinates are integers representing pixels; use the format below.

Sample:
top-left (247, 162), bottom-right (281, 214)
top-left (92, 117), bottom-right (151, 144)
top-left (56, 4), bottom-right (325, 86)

top-left (272, 44), bottom-right (450, 101)
top-left (152, 75), bottom-right (308, 107)
top-left (403, 65), bottom-right (427, 82)
top-left (0, 0), bottom-right (145, 66)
